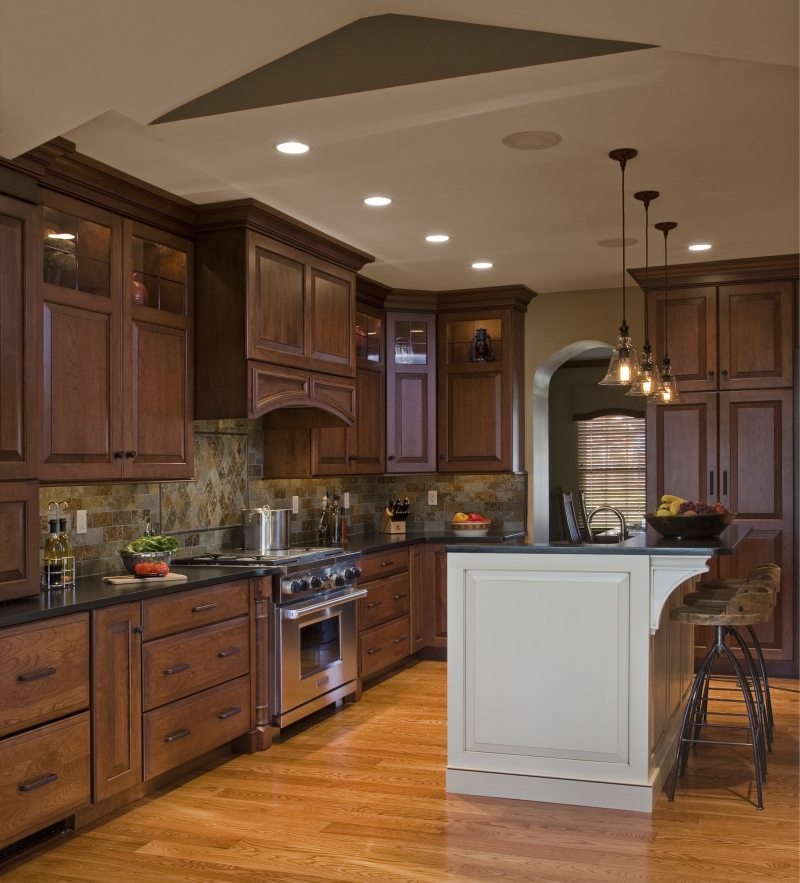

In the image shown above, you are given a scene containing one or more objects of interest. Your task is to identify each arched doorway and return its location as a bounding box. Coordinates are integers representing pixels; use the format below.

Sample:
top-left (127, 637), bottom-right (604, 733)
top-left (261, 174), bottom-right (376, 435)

top-left (530, 340), bottom-right (612, 541)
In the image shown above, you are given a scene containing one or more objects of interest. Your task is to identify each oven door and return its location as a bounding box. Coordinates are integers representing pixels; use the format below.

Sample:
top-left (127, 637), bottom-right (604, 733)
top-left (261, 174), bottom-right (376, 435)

top-left (276, 590), bottom-right (366, 717)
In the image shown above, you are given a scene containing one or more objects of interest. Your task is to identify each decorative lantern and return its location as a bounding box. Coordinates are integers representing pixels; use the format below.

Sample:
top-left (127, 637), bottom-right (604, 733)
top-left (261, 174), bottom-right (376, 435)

top-left (470, 328), bottom-right (494, 362)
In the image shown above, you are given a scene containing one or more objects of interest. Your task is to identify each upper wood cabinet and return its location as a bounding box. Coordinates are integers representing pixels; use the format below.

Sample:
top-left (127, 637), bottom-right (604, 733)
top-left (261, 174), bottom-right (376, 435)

top-left (0, 194), bottom-right (38, 480)
top-left (437, 298), bottom-right (528, 473)
top-left (39, 193), bottom-right (194, 482)
top-left (386, 311), bottom-right (437, 473)
top-left (638, 256), bottom-right (797, 392)
top-left (194, 203), bottom-right (372, 422)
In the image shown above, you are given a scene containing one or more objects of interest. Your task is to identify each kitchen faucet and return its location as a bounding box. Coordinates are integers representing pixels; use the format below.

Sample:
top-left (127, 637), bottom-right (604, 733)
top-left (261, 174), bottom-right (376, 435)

top-left (586, 507), bottom-right (627, 544)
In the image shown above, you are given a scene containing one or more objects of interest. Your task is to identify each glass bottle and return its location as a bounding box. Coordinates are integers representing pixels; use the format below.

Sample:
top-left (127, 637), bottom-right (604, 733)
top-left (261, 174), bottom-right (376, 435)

top-left (58, 517), bottom-right (75, 586)
top-left (329, 494), bottom-right (342, 545)
top-left (317, 495), bottom-right (330, 546)
top-left (43, 519), bottom-right (64, 589)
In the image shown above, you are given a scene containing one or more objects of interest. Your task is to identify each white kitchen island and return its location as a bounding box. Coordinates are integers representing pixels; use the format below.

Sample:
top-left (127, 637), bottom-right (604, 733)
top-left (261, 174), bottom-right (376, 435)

top-left (445, 526), bottom-right (749, 812)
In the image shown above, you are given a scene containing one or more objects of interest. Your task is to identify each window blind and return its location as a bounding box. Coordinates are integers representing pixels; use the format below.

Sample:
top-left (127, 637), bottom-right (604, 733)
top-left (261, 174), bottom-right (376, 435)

top-left (577, 414), bottom-right (646, 530)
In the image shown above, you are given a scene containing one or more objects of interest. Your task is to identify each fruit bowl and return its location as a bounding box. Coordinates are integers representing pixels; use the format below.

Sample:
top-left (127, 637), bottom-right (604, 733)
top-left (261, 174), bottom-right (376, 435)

top-left (645, 513), bottom-right (736, 540)
top-left (450, 519), bottom-right (492, 537)
top-left (120, 550), bottom-right (172, 576)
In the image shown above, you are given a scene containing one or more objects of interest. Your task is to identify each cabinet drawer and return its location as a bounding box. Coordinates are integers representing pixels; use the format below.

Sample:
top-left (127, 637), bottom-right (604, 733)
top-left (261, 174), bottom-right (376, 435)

top-left (143, 616), bottom-right (250, 711)
top-left (0, 712), bottom-right (90, 850)
top-left (143, 675), bottom-right (250, 780)
top-left (359, 573), bottom-right (410, 630)
top-left (0, 613), bottom-right (89, 738)
top-left (359, 548), bottom-right (409, 582)
top-left (142, 580), bottom-right (249, 640)
top-left (360, 615), bottom-right (411, 677)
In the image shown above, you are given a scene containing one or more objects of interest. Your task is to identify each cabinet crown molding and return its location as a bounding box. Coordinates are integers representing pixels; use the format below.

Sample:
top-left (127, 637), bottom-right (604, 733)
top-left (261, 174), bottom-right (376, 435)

top-left (629, 253), bottom-right (799, 289)
top-left (383, 284), bottom-right (537, 313)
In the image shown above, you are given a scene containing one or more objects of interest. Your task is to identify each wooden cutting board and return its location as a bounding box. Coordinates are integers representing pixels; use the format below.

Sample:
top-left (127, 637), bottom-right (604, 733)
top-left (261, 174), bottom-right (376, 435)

top-left (103, 573), bottom-right (189, 585)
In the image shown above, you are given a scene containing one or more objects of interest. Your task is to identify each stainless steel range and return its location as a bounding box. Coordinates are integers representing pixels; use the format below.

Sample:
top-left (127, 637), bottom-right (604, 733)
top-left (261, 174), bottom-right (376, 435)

top-left (176, 547), bottom-right (363, 729)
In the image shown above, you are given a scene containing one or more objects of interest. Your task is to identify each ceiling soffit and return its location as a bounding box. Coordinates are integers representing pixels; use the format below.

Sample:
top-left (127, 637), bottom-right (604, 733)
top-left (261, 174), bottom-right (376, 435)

top-left (152, 14), bottom-right (654, 123)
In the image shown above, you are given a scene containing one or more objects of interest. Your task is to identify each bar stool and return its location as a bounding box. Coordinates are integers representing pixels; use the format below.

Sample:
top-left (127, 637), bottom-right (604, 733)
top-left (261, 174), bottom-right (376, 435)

top-left (668, 585), bottom-right (774, 809)
top-left (683, 565), bottom-right (780, 745)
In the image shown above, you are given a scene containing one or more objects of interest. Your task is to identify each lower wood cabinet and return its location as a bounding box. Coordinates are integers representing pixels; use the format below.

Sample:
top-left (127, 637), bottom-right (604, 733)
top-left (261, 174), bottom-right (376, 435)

top-left (0, 480), bottom-right (40, 603)
top-left (0, 712), bottom-right (91, 850)
top-left (142, 579), bottom-right (249, 640)
top-left (91, 603), bottom-right (142, 803)
top-left (360, 616), bottom-right (411, 677)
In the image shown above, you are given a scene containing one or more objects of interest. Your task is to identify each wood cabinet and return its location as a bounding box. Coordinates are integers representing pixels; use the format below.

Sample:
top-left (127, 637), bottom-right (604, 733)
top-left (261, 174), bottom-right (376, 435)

top-left (91, 603), bottom-right (142, 803)
top-left (0, 480), bottom-right (39, 602)
top-left (0, 194), bottom-right (38, 480)
top-left (386, 311), bottom-right (438, 472)
top-left (437, 297), bottom-right (528, 473)
top-left (40, 193), bottom-right (194, 481)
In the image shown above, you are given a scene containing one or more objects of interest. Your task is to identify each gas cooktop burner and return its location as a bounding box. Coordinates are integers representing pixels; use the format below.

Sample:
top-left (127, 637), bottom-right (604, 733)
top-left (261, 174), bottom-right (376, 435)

top-left (180, 547), bottom-right (344, 566)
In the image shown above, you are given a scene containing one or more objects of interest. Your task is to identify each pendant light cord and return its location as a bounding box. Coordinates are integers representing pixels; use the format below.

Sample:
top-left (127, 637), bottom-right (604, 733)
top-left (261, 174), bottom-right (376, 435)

top-left (644, 203), bottom-right (649, 345)
top-left (621, 162), bottom-right (627, 328)
top-left (663, 229), bottom-right (669, 360)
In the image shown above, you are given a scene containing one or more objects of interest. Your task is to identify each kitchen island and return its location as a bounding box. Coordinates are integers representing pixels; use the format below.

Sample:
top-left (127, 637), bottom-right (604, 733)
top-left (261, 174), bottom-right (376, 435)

top-left (445, 526), bottom-right (750, 812)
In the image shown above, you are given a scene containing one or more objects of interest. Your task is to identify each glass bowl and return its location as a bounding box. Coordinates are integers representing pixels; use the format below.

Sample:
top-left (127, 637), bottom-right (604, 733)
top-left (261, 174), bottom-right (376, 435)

top-left (119, 550), bottom-right (173, 576)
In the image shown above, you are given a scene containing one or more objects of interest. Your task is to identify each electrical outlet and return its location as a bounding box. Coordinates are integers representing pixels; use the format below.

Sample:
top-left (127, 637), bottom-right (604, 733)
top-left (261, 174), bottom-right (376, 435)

top-left (292, 495), bottom-right (299, 514)
top-left (428, 490), bottom-right (438, 506)
top-left (76, 510), bottom-right (87, 534)
top-left (344, 492), bottom-right (350, 509)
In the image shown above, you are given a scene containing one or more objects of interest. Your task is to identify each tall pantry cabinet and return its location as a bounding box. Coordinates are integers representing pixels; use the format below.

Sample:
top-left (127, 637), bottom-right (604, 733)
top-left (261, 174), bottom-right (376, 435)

top-left (635, 255), bottom-right (798, 676)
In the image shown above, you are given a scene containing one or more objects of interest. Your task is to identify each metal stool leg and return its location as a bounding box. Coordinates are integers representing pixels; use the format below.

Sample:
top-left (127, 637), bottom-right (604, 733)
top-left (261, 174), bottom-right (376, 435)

top-left (728, 627), bottom-right (771, 768)
top-left (746, 624), bottom-right (774, 730)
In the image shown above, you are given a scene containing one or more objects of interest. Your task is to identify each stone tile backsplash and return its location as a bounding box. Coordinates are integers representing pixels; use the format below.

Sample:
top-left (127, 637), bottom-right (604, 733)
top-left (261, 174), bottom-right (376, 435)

top-left (41, 418), bottom-right (526, 577)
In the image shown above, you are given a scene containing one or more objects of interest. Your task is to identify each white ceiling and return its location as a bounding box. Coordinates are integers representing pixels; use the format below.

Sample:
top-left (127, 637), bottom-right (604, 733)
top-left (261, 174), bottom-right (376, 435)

top-left (2, 0), bottom-right (797, 292)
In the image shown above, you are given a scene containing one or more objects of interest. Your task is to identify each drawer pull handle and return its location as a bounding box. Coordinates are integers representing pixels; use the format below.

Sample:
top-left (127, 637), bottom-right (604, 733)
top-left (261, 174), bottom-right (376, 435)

top-left (366, 601), bottom-right (382, 609)
top-left (393, 593), bottom-right (407, 600)
top-left (218, 707), bottom-right (242, 720)
top-left (218, 647), bottom-right (241, 658)
top-left (18, 667), bottom-right (57, 682)
top-left (19, 773), bottom-right (58, 792)
top-left (394, 635), bottom-right (408, 644)
top-left (164, 728), bottom-right (191, 743)
top-left (380, 561), bottom-right (394, 568)
top-left (192, 603), bottom-right (217, 612)
top-left (164, 663), bottom-right (190, 675)
top-left (367, 647), bottom-right (383, 655)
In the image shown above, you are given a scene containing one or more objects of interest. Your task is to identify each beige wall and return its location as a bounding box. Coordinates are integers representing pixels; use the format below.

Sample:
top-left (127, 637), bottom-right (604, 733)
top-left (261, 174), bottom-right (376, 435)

top-left (524, 286), bottom-right (644, 540)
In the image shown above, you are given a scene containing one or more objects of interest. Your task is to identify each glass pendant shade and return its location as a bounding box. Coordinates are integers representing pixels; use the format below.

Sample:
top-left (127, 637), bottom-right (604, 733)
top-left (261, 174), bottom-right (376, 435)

top-left (600, 326), bottom-right (641, 385)
top-left (648, 358), bottom-right (684, 404)
top-left (626, 345), bottom-right (662, 396)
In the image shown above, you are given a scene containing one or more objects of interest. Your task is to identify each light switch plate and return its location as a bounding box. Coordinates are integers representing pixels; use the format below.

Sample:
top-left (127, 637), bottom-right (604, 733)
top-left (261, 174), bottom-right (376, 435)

top-left (76, 510), bottom-right (87, 534)
top-left (292, 496), bottom-right (299, 514)
top-left (344, 492), bottom-right (350, 509)
top-left (428, 490), bottom-right (438, 506)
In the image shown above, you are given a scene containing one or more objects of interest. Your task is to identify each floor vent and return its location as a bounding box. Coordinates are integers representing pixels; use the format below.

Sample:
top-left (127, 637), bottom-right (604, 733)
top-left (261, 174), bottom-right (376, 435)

top-left (0, 818), bottom-right (71, 866)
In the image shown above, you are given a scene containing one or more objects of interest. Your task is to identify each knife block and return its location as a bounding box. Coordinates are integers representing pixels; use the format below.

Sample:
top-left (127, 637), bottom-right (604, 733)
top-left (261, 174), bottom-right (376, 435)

top-left (379, 512), bottom-right (406, 534)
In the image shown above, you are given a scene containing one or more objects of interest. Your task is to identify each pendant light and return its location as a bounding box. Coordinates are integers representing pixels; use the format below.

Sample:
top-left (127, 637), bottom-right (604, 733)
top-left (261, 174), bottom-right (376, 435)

top-left (600, 148), bottom-right (640, 386)
top-left (627, 190), bottom-right (664, 397)
top-left (649, 221), bottom-right (684, 404)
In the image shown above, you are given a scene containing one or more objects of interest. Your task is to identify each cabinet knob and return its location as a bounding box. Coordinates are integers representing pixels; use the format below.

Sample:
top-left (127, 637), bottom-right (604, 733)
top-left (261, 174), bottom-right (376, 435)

top-left (348, 454), bottom-right (358, 461)
top-left (708, 370), bottom-right (715, 377)
top-left (114, 451), bottom-right (124, 459)
top-left (721, 370), bottom-right (728, 377)
top-left (387, 455), bottom-right (395, 461)
top-left (439, 454), bottom-right (445, 460)
top-left (125, 450), bottom-right (137, 459)
top-left (133, 626), bottom-right (144, 634)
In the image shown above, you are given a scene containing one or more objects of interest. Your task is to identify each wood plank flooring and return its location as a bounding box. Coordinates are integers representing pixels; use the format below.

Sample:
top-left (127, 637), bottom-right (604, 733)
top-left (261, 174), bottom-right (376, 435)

top-left (4, 661), bottom-right (798, 882)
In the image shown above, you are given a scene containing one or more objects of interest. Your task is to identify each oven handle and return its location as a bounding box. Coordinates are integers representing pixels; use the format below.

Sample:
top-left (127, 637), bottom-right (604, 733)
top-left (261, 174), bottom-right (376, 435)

top-left (280, 589), bottom-right (368, 619)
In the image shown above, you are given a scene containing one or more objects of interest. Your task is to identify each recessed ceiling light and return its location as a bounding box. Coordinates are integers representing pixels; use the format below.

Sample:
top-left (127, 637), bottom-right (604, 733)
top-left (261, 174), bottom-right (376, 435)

top-left (363, 196), bottom-right (392, 206)
top-left (275, 141), bottom-right (310, 154)
top-left (688, 243), bottom-right (712, 251)
top-left (47, 232), bottom-right (75, 240)
top-left (597, 237), bottom-right (638, 247)
top-left (425, 234), bottom-right (449, 242)
top-left (471, 262), bottom-right (493, 269)
top-left (503, 131), bottom-right (562, 150)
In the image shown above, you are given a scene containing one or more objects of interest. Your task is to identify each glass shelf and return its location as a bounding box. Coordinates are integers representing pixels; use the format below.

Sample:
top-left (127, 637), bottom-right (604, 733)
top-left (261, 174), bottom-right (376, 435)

top-left (131, 237), bottom-right (187, 314)
top-left (43, 206), bottom-right (111, 297)
top-left (446, 317), bottom-right (502, 364)
top-left (355, 311), bottom-right (382, 363)
top-left (393, 319), bottom-right (429, 365)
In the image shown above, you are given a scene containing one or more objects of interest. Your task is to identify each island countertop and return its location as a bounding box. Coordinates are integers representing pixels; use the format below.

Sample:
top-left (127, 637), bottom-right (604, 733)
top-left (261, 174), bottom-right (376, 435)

top-left (446, 523), bottom-right (750, 556)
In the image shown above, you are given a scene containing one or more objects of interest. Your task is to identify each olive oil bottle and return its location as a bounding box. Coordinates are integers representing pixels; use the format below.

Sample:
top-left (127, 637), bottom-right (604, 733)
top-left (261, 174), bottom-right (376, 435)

top-left (58, 517), bottom-right (75, 586)
top-left (43, 518), bottom-right (64, 589)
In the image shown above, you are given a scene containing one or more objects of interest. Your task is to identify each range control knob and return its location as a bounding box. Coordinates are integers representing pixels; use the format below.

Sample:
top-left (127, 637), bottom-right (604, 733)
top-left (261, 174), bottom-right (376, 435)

top-left (344, 567), bottom-right (361, 580)
top-left (332, 574), bottom-right (345, 587)
top-left (289, 579), bottom-right (309, 594)
top-left (309, 576), bottom-right (323, 589)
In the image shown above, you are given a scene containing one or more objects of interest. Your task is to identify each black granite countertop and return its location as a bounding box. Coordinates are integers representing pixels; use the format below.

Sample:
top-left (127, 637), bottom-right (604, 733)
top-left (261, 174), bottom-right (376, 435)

top-left (342, 528), bottom-right (525, 556)
top-left (0, 565), bottom-right (281, 629)
top-left (445, 524), bottom-right (750, 556)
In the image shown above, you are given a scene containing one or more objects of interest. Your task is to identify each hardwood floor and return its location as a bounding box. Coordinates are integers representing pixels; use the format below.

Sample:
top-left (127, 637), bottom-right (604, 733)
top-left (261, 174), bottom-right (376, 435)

top-left (4, 661), bottom-right (798, 882)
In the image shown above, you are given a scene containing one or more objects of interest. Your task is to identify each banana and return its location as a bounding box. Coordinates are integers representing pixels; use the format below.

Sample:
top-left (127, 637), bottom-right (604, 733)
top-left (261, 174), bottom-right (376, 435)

top-left (669, 500), bottom-right (683, 515)
top-left (661, 494), bottom-right (685, 504)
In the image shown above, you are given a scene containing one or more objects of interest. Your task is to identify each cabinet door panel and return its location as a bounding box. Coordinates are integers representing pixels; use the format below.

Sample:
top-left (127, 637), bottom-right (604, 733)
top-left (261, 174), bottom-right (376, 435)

top-left (353, 367), bottom-right (384, 473)
top-left (42, 300), bottom-right (122, 480)
top-left (0, 197), bottom-right (36, 479)
top-left (311, 425), bottom-right (349, 475)
top-left (92, 603), bottom-right (142, 803)
top-left (718, 281), bottom-right (794, 389)
top-left (646, 393), bottom-right (717, 513)
top-left (648, 287), bottom-right (717, 391)
top-left (126, 320), bottom-right (192, 478)
top-left (250, 245), bottom-right (305, 359)
top-left (308, 268), bottom-right (352, 368)
top-left (445, 371), bottom-right (503, 466)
